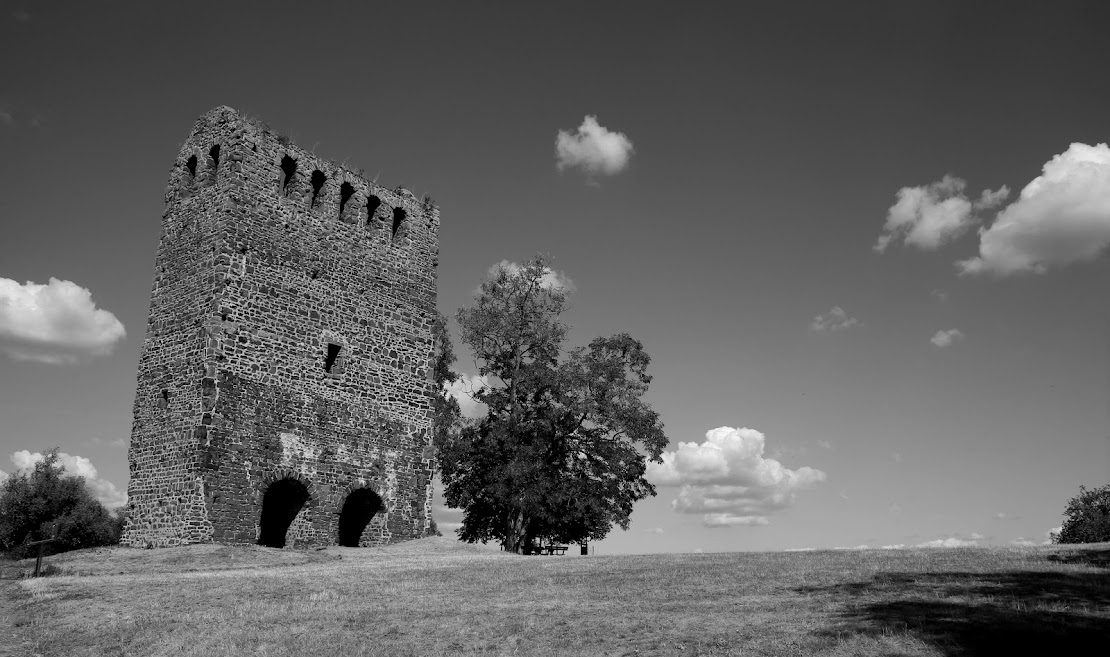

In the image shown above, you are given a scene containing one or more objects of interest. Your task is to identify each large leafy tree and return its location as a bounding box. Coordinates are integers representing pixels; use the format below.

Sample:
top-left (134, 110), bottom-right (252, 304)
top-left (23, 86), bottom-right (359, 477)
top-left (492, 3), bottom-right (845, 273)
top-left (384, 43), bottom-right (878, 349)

top-left (435, 257), bottom-right (668, 554)
top-left (0, 449), bottom-right (122, 558)
top-left (1054, 484), bottom-right (1110, 544)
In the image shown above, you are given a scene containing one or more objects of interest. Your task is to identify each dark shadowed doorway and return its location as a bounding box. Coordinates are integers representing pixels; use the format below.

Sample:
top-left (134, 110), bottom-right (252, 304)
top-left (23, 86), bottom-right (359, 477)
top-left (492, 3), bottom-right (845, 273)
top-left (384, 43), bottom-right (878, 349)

top-left (258, 479), bottom-right (310, 548)
top-left (338, 488), bottom-right (382, 547)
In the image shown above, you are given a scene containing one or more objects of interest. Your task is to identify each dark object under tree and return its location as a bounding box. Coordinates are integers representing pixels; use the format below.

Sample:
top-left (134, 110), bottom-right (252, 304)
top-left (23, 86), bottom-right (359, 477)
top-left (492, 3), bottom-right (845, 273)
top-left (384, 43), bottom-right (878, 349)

top-left (435, 256), bottom-right (669, 554)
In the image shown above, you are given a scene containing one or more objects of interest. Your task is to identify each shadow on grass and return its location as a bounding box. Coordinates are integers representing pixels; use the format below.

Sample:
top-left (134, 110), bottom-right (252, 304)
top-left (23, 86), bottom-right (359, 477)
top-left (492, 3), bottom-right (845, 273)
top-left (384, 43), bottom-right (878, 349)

top-left (1048, 548), bottom-right (1110, 569)
top-left (800, 569), bottom-right (1110, 655)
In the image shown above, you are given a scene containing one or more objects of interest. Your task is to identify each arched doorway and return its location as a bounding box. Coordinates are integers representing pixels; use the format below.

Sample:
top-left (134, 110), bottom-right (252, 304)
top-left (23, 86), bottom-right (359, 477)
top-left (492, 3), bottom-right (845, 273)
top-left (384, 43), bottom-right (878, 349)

top-left (258, 478), bottom-right (310, 548)
top-left (337, 488), bottom-right (382, 547)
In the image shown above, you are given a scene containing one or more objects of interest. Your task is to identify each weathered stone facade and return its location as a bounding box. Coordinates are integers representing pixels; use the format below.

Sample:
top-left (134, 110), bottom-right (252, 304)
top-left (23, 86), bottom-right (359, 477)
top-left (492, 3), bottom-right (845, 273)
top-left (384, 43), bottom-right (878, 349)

top-left (123, 106), bottom-right (439, 549)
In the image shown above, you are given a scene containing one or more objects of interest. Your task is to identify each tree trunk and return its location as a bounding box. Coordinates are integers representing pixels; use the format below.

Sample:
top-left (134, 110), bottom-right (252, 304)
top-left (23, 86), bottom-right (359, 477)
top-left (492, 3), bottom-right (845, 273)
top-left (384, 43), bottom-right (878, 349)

top-left (502, 508), bottom-right (530, 554)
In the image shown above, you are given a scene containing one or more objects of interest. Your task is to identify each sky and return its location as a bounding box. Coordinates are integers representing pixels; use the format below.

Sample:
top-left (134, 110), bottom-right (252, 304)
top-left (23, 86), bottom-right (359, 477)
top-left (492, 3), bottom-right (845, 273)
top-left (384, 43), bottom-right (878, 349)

top-left (1, 1), bottom-right (1108, 554)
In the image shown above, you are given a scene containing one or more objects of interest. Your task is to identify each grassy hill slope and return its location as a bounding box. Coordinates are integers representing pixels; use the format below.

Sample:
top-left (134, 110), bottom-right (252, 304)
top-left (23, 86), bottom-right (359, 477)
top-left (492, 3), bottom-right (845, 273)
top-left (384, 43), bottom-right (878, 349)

top-left (3, 538), bottom-right (1109, 656)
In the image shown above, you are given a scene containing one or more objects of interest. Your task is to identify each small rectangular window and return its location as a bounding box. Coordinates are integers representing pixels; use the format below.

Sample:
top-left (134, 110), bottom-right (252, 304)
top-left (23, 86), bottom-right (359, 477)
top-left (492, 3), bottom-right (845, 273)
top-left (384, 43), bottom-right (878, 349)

top-left (324, 343), bottom-right (342, 373)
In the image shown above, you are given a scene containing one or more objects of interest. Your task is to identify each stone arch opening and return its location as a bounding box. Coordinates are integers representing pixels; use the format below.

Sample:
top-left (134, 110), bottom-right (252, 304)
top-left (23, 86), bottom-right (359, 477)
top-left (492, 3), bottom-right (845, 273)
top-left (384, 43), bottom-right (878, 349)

top-left (338, 488), bottom-right (382, 547)
top-left (258, 478), bottom-right (310, 548)
top-left (280, 155), bottom-right (297, 194)
top-left (338, 181), bottom-right (355, 218)
top-left (310, 170), bottom-right (326, 206)
top-left (366, 195), bottom-right (381, 226)
top-left (391, 207), bottom-right (407, 238)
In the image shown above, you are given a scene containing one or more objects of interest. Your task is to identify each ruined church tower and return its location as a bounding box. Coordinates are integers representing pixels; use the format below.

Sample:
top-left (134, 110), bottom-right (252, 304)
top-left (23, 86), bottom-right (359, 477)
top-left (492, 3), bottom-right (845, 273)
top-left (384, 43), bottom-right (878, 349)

top-left (123, 106), bottom-right (439, 548)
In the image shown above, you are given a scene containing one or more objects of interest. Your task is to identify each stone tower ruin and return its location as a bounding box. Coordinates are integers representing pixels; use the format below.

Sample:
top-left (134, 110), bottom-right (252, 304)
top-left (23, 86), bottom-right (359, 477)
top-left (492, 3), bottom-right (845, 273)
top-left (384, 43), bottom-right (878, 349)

top-left (123, 106), bottom-right (439, 549)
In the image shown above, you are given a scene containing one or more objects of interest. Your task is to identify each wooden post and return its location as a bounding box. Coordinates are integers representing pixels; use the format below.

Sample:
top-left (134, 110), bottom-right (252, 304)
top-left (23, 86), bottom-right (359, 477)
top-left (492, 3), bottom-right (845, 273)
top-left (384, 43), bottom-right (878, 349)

top-left (27, 523), bottom-right (59, 577)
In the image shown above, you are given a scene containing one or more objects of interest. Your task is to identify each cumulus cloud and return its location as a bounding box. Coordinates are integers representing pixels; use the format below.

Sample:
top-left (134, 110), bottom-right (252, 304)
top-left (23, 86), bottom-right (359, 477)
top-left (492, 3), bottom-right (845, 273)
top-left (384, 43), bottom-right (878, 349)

top-left (647, 426), bottom-right (826, 528)
top-left (489, 260), bottom-right (575, 292)
top-left (930, 329), bottom-right (964, 348)
top-left (810, 306), bottom-right (860, 332)
top-left (958, 143), bottom-right (1110, 275)
top-left (915, 537), bottom-right (979, 548)
top-left (443, 373), bottom-right (491, 420)
top-left (876, 176), bottom-right (1007, 252)
top-left (8, 450), bottom-right (127, 509)
top-left (880, 544), bottom-right (906, 550)
top-left (555, 115), bottom-right (634, 179)
top-left (0, 277), bottom-right (126, 363)
top-left (1010, 537), bottom-right (1039, 547)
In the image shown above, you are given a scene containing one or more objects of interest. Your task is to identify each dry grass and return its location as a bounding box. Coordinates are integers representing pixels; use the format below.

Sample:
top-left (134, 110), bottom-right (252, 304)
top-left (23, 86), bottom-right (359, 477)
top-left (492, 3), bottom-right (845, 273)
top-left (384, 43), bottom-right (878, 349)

top-left (2, 538), bottom-right (1109, 656)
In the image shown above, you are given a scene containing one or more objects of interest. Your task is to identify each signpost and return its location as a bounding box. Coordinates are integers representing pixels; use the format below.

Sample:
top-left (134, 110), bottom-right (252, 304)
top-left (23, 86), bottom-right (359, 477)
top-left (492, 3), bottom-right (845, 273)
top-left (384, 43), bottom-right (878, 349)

top-left (25, 523), bottom-right (59, 577)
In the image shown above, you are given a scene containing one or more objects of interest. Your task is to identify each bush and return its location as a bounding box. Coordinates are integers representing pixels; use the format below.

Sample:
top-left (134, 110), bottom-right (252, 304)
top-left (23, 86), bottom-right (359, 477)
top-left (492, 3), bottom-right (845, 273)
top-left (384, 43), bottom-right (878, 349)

top-left (1055, 484), bottom-right (1110, 544)
top-left (0, 448), bottom-right (122, 558)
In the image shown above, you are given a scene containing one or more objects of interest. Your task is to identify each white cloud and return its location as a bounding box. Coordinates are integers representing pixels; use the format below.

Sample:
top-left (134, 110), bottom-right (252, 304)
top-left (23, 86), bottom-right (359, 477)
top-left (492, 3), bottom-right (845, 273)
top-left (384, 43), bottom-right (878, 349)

top-left (443, 373), bottom-right (491, 420)
top-left (880, 544), bottom-right (906, 550)
top-left (647, 426), bottom-right (826, 528)
top-left (1010, 537), bottom-right (1039, 547)
top-left (810, 306), bottom-right (860, 332)
top-left (876, 176), bottom-right (1006, 252)
top-left (833, 545), bottom-right (871, 550)
top-left (994, 512), bottom-right (1007, 520)
top-left (489, 260), bottom-right (575, 292)
top-left (784, 547), bottom-right (817, 552)
top-left (930, 329), bottom-right (964, 348)
top-left (0, 469), bottom-right (7, 485)
top-left (931, 289), bottom-right (949, 303)
top-left (970, 532), bottom-right (984, 540)
top-left (0, 277), bottom-right (126, 363)
top-left (8, 450), bottom-right (127, 509)
top-left (976, 186), bottom-right (1011, 210)
top-left (816, 440), bottom-right (832, 450)
top-left (555, 115), bottom-right (634, 178)
top-left (645, 527), bottom-right (665, 534)
top-left (703, 513), bottom-right (769, 527)
top-left (959, 143), bottom-right (1110, 275)
top-left (915, 537), bottom-right (979, 548)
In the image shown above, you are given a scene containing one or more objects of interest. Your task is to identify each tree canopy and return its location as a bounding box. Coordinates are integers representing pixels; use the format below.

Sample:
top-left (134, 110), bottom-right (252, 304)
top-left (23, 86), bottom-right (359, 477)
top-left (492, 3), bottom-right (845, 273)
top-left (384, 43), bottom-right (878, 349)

top-left (0, 449), bottom-right (122, 558)
top-left (1054, 484), bottom-right (1110, 544)
top-left (435, 257), bottom-right (669, 553)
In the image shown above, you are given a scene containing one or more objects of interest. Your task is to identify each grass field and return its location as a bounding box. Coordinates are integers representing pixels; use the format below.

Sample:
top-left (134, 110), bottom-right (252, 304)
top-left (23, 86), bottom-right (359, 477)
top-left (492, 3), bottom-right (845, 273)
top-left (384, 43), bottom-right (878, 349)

top-left (2, 537), bottom-right (1108, 656)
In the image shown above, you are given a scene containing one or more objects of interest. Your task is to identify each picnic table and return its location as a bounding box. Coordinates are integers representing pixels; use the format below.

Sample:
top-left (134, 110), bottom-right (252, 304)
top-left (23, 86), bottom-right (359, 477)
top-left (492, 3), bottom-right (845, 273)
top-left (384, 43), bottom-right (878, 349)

top-left (535, 544), bottom-right (568, 556)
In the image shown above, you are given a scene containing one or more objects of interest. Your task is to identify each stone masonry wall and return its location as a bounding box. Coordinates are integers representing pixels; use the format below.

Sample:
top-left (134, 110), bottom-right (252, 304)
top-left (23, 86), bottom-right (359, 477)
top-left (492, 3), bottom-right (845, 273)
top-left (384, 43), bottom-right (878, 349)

top-left (123, 106), bottom-right (439, 548)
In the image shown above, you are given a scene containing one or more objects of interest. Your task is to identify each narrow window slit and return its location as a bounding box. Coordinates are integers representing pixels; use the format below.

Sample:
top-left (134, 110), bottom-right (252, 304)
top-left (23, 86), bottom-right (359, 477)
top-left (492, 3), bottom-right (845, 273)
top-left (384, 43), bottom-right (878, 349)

top-left (339, 182), bottom-right (355, 217)
top-left (310, 170), bottom-right (326, 206)
top-left (209, 144), bottom-right (221, 170)
top-left (186, 155), bottom-right (198, 178)
top-left (392, 208), bottom-right (407, 238)
top-left (366, 195), bottom-right (381, 226)
top-left (324, 343), bottom-right (342, 373)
